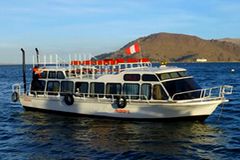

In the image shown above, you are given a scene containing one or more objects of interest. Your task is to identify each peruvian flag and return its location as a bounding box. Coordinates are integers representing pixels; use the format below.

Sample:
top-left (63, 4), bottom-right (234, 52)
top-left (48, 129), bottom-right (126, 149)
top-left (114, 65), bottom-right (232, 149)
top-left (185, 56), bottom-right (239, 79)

top-left (125, 42), bottom-right (141, 55)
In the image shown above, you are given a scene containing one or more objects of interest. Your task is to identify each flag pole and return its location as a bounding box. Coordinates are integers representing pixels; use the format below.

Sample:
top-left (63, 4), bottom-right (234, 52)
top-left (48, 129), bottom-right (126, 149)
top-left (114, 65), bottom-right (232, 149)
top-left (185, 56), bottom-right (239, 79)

top-left (137, 40), bottom-right (143, 65)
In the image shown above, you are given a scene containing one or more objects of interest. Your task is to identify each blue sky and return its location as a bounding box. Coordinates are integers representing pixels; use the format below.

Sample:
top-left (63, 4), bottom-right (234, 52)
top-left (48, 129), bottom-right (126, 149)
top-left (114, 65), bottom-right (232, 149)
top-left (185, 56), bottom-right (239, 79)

top-left (0, 0), bottom-right (240, 64)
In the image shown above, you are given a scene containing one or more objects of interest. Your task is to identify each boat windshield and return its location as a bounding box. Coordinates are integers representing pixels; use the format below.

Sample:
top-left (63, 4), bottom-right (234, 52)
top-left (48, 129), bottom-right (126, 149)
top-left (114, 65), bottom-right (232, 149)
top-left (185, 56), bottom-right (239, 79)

top-left (162, 78), bottom-right (201, 100)
top-left (157, 71), bottom-right (188, 81)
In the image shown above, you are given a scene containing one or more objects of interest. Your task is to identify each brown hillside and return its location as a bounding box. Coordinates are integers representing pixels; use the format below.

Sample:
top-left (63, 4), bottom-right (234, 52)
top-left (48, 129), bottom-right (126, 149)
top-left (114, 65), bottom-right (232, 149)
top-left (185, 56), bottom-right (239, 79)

top-left (218, 38), bottom-right (240, 46)
top-left (95, 33), bottom-right (240, 62)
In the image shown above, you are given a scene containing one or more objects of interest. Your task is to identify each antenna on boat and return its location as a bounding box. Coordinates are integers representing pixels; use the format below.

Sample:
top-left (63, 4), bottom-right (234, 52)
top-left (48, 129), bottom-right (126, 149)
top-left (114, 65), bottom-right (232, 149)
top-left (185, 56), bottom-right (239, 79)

top-left (35, 48), bottom-right (39, 67)
top-left (21, 48), bottom-right (27, 94)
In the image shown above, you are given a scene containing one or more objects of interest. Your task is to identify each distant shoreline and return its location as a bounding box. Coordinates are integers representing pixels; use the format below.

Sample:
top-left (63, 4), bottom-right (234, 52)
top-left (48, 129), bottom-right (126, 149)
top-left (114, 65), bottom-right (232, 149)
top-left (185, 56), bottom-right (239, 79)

top-left (1, 61), bottom-right (240, 66)
top-left (153, 61), bottom-right (240, 64)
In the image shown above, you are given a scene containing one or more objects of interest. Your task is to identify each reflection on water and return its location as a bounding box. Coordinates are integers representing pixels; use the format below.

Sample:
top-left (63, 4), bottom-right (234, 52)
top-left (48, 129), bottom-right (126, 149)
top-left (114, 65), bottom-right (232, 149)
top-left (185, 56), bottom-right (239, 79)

top-left (17, 111), bottom-right (225, 159)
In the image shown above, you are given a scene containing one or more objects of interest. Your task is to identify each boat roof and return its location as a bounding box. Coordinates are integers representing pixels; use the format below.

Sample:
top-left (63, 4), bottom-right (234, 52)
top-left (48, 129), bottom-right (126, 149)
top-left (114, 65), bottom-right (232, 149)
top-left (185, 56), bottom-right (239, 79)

top-left (35, 57), bottom-right (186, 74)
top-left (35, 58), bottom-right (188, 81)
top-left (38, 65), bottom-right (186, 74)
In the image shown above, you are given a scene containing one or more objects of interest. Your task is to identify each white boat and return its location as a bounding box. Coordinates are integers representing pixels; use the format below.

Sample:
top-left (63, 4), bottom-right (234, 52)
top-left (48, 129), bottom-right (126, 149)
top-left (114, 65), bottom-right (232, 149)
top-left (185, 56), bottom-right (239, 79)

top-left (196, 58), bottom-right (207, 62)
top-left (11, 49), bottom-right (233, 121)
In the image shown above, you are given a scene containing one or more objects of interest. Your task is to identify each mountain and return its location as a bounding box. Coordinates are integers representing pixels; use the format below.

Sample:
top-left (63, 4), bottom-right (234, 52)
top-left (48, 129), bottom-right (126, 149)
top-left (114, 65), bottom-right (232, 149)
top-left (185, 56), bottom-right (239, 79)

top-left (95, 33), bottom-right (240, 62)
top-left (218, 38), bottom-right (240, 46)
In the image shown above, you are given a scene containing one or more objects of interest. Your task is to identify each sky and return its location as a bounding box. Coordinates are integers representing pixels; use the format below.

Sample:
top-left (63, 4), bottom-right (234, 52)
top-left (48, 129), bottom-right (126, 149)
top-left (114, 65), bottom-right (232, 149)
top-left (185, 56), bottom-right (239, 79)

top-left (0, 0), bottom-right (240, 64)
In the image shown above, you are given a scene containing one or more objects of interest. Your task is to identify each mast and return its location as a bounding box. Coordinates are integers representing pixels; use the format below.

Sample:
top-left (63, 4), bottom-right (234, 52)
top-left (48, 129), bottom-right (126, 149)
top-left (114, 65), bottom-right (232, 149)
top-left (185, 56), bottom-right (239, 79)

top-left (21, 48), bottom-right (27, 94)
top-left (35, 48), bottom-right (39, 67)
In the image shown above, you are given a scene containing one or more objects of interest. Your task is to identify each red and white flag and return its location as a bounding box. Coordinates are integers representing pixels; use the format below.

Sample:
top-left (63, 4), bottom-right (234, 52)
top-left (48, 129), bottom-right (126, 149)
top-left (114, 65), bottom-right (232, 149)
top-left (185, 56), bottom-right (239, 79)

top-left (125, 43), bottom-right (141, 55)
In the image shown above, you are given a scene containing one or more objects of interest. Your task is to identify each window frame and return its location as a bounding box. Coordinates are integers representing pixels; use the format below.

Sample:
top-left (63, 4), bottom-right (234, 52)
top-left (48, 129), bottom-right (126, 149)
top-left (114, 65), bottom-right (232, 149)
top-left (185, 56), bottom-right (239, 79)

top-left (123, 83), bottom-right (140, 99)
top-left (141, 83), bottom-right (152, 100)
top-left (123, 74), bottom-right (140, 81)
top-left (142, 74), bottom-right (159, 82)
top-left (48, 71), bottom-right (56, 79)
top-left (57, 71), bottom-right (65, 79)
top-left (75, 82), bottom-right (89, 97)
top-left (90, 82), bottom-right (105, 98)
top-left (30, 80), bottom-right (46, 95)
top-left (106, 83), bottom-right (121, 98)
top-left (162, 78), bottom-right (201, 100)
top-left (157, 71), bottom-right (188, 81)
top-left (46, 80), bottom-right (60, 96)
top-left (61, 81), bottom-right (74, 95)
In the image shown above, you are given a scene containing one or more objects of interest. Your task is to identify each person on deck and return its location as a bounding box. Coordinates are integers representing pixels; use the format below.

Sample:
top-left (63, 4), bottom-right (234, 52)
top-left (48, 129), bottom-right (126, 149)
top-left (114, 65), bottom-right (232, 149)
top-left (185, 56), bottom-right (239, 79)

top-left (31, 66), bottom-right (42, 94)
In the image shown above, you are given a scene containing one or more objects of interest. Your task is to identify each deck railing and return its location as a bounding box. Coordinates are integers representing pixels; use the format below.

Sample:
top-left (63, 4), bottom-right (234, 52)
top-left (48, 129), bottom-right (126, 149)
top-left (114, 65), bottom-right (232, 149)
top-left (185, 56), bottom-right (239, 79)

top-left (12, 83), bottom-right (233, 104)
top-left (171, 85), bottom-right (233, 101)
top-left (29, 91), bottom-right (151, 104)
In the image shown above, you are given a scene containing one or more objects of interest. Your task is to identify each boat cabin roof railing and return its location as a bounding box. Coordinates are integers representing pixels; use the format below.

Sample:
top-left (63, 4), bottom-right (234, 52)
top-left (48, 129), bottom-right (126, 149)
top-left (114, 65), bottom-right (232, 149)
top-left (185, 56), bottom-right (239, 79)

top-left (33, 54), bottom-right (151, 70)
top-left (34, 55), bottom-right (187, 81)
top-left (69, 58), bottom-right (152, 78)
top-left (36, 57), bottom-right (153, 80)
top-left (33, 54), bottom-right (69, 69)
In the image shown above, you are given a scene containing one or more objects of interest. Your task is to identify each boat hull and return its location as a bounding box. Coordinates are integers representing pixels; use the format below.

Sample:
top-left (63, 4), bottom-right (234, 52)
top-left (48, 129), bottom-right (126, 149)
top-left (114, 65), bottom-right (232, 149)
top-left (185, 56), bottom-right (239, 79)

top-left (20, 95), bottom-right (225, 121)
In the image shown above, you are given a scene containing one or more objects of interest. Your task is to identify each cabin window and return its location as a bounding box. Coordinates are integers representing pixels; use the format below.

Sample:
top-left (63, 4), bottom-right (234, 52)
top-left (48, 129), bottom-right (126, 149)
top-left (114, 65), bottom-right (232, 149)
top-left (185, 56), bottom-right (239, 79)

top-left (47, 81), bottom-right (60, 95)
top-left (106, 83), bottom-right (121, 98)
top-left (120, 64), bottom-right (126, 69)
top-left (61, 81), bottom-right (73, 95)
top-left (90, 82), bottom-right (104, 98)
top-left (114, 66), bottom-right (119, 72)
top-left (132, 64), bottom-right (138, 68)
top-left (57, 71), bottom-right (65, 79)
top-left (158, 73), bottom-right (171, 80)
top-left (124, 74), bottom-right (140, 81)
top-left (75, 82), bottom-right (88, 96)
top-left (76, 69), bottom-right (81, 75)
top-left (123, 83), bottom-right (139, 99)
top-left (48, 71), bottom-right (56, 79)
top-left (178, 71), bottom-right (188, 77)
top-left (65, 70), bottom-right (76, 77)
top-left (162, 78), bottom-right (201, 100)
top-left (40, 71), bottom-right (48, 79)
top-left (108, 66), bottom-right (113, 73)
top-left (31, 80), bottom-right (46, 95)
top-left (157, 71), bottom-right (188, 80)
top-left (169, 72), bottom-right (180, 79)
top-left (141, 84), bottom-right (151, 100)
top-left (142, 74), bottom-right (159, 81)
top-left (153, 84), bottom-right (168, 100)
top-left (65, 71), bottom-right (69, 77)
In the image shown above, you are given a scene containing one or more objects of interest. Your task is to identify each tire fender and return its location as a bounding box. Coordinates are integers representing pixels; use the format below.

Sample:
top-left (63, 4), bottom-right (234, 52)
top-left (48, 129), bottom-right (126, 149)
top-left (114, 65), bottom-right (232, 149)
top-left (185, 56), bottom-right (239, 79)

top-left (64, 94), bottom-right (74, 105)
top-left (11, 92), bottom-right (19, 102)
top-left (116, 96), bottom-right (127, 108)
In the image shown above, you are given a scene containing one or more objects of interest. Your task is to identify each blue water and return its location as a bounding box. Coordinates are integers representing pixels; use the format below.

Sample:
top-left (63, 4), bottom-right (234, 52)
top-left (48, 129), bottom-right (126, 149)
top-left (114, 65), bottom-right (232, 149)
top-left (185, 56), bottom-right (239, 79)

top-left (0, 63), bottom-right (240, 160)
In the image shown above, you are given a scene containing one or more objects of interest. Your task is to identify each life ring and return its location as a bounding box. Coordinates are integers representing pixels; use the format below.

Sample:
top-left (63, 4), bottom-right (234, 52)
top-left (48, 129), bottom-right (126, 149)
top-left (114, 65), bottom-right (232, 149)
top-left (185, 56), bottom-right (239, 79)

top-left (116, 96), bottom-right (127, 108)
top-left (64, 94), bottom-right (74, 105)
top-left (11, 92), bottom-right (19, 102)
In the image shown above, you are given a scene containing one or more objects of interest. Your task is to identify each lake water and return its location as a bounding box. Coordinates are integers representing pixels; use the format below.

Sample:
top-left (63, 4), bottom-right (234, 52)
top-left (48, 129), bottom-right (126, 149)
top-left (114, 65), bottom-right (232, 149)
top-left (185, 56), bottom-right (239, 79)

top-left (0, 63), bottom-right (240, 159)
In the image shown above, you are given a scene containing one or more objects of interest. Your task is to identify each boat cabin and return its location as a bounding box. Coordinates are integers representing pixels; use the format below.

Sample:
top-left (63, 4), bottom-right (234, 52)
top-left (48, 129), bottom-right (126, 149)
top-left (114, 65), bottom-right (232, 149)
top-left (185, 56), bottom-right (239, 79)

top-left (30, 62), bottom-right (202, 102)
